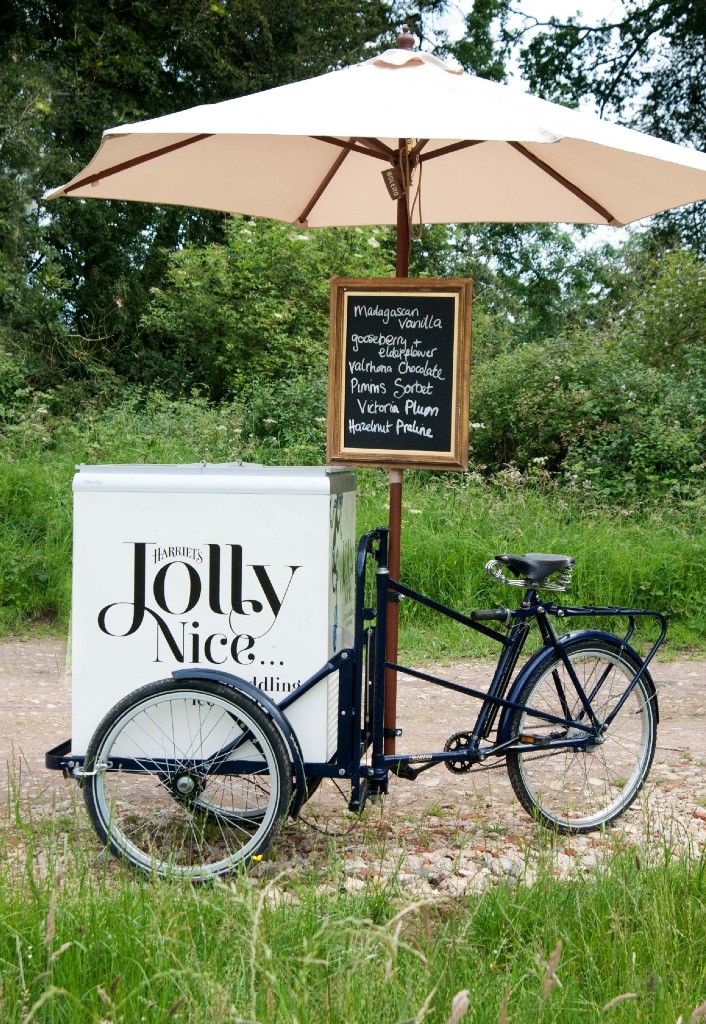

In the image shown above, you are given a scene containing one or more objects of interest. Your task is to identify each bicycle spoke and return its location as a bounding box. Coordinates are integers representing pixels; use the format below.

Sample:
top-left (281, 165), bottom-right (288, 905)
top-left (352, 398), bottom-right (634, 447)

top-left (85, 683), bottom-right (290, 877)
top-left (507, 642), bottom-right (656, 832)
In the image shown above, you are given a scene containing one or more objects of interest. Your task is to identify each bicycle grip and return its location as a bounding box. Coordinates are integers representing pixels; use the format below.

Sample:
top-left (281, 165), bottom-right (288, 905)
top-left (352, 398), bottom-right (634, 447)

top-left (471, 607), bottom-right (511, 624)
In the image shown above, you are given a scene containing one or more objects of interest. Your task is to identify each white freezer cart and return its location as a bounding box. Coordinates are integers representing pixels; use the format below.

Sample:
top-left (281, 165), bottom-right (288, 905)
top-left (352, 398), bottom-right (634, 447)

top-left (71, 463), bottom-right (356, 763)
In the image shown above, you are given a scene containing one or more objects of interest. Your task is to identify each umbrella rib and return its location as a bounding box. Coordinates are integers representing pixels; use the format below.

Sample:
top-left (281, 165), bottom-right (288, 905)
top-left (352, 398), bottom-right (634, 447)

top-left (312, 136), bottom-right (391, 162)
top-left (420, 140), bottom-right (484, 162)
top-left (62, 134), bottom-right (214, 195)
top-left (360, 137), bottom-right (397, 159)
top-left (510, 142), bottom-right (620, 224)
top-left (296, 141), bottom-right (353, 225)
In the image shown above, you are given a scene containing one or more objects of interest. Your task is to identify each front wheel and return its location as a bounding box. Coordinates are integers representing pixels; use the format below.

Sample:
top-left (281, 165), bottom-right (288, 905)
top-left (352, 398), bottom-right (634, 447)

top-left (506, 638), bottom-right (657, 833)
top-left (83, 678), bottom-right (292, 878)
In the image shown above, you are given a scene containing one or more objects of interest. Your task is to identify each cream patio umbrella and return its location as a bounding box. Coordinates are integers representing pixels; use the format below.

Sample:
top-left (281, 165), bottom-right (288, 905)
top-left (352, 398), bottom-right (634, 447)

top-left (46, 27), bottom-right (706, 748)
top-left (46, 31), bottom-right (706, 228)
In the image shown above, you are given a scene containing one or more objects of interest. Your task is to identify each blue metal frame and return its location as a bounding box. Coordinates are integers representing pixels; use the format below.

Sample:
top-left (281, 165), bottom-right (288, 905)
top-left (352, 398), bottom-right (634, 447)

top-left (46, 527), bottom-right (667, 818)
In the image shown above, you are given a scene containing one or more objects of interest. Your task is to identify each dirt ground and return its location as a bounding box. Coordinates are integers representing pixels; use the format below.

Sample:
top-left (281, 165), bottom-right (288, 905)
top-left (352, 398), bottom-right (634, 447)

top-left (2, 638), bottom-right (705, 890)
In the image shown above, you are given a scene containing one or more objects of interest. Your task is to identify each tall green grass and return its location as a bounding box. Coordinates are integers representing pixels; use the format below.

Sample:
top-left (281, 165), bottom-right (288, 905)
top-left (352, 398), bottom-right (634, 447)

top-left (357, 478), bottom-right (706, 658)
top-left (1, 392), bottom-right (704, 653)
top-left (0, 463), bottom-right (73, 632)
top-left (1, 813), bottom-right (705, 1024)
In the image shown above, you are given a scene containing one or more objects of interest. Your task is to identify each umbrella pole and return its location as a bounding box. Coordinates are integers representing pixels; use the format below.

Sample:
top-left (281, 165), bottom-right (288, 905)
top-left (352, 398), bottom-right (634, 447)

top-left (383, 161), bottom-right (410, 756)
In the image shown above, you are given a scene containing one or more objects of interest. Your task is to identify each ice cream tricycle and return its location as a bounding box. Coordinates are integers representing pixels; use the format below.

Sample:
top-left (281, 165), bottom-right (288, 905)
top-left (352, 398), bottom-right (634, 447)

top-left (46, 463), bottom-right (666, 878)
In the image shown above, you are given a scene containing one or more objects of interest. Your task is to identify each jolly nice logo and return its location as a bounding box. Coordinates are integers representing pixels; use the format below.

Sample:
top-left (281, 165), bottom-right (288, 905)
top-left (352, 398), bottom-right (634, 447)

top-left (97, 542), bottom-right (300, 666)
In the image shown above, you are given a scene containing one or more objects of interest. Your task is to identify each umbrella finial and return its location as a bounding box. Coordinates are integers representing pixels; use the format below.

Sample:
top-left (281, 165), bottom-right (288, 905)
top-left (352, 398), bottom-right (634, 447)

top-left (396, 24), bottom-right (415, 50)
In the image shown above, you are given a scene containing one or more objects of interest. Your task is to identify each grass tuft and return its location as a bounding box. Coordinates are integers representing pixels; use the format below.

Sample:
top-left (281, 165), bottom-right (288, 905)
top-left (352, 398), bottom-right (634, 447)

top-left (1, 788), bottom-right (705, 1024)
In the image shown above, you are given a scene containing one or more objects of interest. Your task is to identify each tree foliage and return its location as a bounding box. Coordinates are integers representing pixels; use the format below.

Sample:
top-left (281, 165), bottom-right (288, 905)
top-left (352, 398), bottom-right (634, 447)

top-left (446, 0), bottom-right (509, 80)
top-left (0, 0), bottom-right (424, 381)
top-left (140, 218), bottom-right (393, 398)
top-left (487, 1), bottom-right (706, 251)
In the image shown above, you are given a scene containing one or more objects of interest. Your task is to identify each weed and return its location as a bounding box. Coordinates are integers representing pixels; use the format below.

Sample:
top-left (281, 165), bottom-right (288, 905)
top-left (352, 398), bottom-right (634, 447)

top-left (423, 804), bottom-right (448, 819)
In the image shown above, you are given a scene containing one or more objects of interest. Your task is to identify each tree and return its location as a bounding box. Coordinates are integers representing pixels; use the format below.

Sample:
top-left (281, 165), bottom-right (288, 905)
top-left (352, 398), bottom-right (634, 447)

top-left (496, 1), bottom-right (706, 252)
top-left (445, 0), bottom-right (509, 80)
top-left (1, 0), bottom-right (438, 385)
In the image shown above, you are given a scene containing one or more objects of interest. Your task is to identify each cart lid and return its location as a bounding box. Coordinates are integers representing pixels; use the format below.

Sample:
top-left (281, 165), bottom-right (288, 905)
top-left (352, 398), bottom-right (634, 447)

top-left (73, 462), bottom-right (356, 495)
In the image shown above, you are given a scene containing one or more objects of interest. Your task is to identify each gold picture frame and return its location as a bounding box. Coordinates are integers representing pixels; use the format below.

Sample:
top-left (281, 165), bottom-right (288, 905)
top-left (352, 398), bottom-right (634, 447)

top-left (327, 277), bottom-right (472, 470)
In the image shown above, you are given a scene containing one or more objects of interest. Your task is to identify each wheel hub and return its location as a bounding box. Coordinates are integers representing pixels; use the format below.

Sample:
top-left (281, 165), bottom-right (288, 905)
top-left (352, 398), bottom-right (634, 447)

top-left (588, 733), bottom-right (606, 746)
top-left (171, 771), bottom-right (203, 800)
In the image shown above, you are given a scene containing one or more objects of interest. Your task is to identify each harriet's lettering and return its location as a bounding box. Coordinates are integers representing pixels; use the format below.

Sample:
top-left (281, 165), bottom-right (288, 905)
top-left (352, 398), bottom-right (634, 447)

top-left (97, 542), bottom-right (299, 665)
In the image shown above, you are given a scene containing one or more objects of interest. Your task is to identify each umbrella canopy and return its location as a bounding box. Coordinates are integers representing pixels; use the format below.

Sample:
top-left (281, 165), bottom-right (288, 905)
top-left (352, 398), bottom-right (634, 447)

top-left (45, 47), bottom-right (706, 228)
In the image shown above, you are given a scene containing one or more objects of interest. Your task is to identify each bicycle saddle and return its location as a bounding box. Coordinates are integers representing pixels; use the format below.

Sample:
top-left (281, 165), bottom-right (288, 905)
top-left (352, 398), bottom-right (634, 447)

top-left (494, 553), bottom-right (574, 584)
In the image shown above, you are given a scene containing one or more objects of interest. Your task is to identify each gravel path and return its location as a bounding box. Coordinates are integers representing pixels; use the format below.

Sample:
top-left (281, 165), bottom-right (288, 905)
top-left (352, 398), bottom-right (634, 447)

top-left (2, 639), bottom-right (705, 892)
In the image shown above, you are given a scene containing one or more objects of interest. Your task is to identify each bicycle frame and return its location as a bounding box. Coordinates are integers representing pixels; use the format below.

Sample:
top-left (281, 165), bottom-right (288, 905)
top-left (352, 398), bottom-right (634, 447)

top-left (46, 527), bottom-right (667, 819)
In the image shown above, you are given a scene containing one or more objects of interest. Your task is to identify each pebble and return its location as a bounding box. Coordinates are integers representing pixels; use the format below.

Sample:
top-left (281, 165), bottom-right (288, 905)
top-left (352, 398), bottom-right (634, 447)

top-left (280, 771), bottom-right (706, 896)
top-left (263, 887), bottom-right (300, 908)
top-left (344, 877), bottom-right (366, 893)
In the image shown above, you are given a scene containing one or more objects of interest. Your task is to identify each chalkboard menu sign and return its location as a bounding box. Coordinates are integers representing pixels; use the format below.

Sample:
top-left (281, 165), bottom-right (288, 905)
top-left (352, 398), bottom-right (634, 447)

top-left (327, 278), bottom-right (472, 470)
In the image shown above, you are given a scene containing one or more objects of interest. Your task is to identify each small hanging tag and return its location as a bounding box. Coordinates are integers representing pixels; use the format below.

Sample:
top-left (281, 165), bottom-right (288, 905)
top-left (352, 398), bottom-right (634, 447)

top-left (382, 167), bottom-right (406, 200)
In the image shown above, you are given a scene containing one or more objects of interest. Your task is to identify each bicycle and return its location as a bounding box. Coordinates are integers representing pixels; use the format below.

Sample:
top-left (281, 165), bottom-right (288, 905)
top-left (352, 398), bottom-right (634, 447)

top-left (46, 527), bottom-right (666, 878)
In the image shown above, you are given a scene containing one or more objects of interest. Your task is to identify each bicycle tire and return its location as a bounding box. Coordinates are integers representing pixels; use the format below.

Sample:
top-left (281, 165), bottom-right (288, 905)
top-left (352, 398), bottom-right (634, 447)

top-left (506, 637), bottom-right (657, 833)
top-left (83, 678), bottom-right (292, 878)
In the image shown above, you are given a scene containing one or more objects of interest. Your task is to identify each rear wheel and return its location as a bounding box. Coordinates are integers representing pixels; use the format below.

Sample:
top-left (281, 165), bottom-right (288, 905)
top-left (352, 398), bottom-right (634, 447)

top-left (506, 638), bottom-right (657, 833)
top-left (83, 678), bottom-right (292, 878)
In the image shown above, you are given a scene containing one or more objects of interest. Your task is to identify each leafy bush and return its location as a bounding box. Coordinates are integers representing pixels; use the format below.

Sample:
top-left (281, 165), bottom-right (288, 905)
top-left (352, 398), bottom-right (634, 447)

top-left (0, 342), bottom-right (24, 405)
top-left (627, 248), bottom-right (706, 374)
top-left (237, 373), bottom-right (327, 464)
top-left (0, 462), bottom-right (72, 631)
top-left (472, 333), bottom-right (706, 498)
top-left (48, 389), bottom-right (249, 465)
top-left (140, 218), bottom-right (392, 399)
top-left (0, 340), bottom-right (44, 424)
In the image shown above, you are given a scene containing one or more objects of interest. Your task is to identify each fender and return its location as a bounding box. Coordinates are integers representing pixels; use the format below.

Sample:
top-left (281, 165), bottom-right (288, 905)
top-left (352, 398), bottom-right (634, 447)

top-left (172, 667), bottom-right (307, 817)
top-left (496, 629), bottom-right (658, 745)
